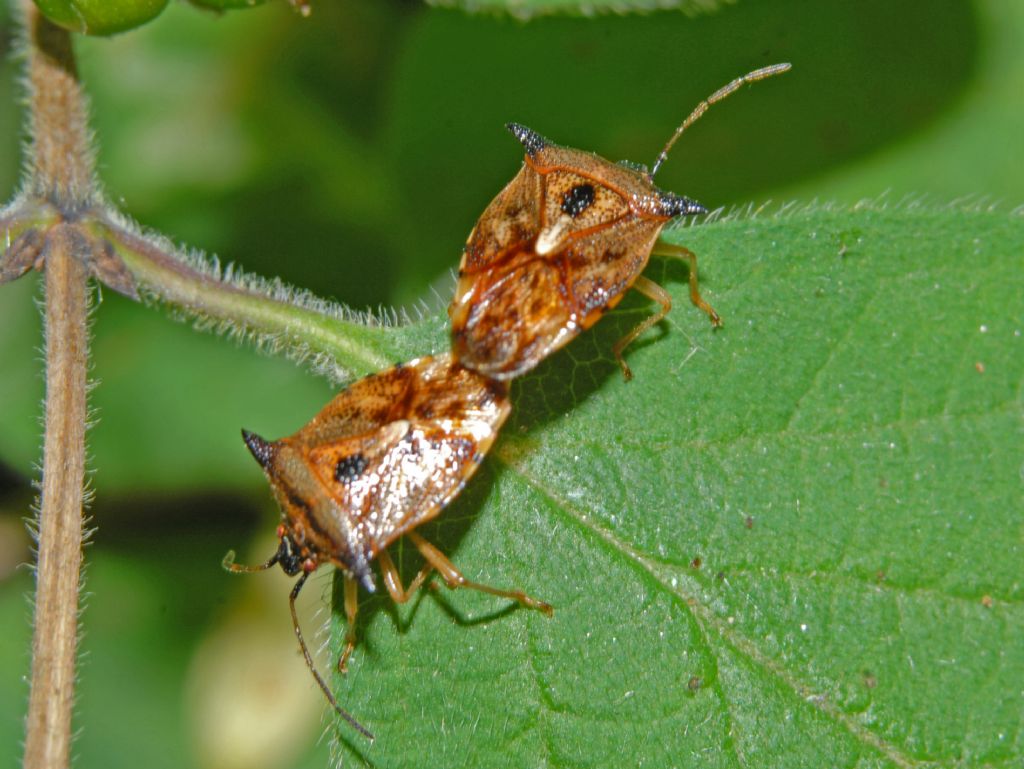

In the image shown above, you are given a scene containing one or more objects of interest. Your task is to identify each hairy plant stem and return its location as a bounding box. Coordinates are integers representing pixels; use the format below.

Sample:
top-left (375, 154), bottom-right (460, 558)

top-left (25, 230), bottom-right (90, 769)
top-left (22, 4), bottom-right (95, 206)
top-left (6, 4), bottom-right (432, 758)
top-left (90, 217), bottom-right (396, 378)
top-left (20, 5), bottom-right (93, 769)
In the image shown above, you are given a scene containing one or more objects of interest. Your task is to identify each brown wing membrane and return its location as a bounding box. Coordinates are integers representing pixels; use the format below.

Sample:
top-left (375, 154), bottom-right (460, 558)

top-left (246, 353), bottom-right (510, 591)
top-left (452, 255), bottom-right (574, 379)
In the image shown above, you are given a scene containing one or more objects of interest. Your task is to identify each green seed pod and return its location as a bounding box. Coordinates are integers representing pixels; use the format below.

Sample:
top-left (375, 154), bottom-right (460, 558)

top-left (186, 0), bottom-right (269, 9)
top-left (34, 0), bottom-right (170, 35)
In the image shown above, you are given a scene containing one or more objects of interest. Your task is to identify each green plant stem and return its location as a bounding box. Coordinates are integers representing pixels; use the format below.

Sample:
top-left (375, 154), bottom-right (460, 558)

top-left (0, 199), bottom-right (58, 241)
top-left (91, 217), bottom-right (396, 379)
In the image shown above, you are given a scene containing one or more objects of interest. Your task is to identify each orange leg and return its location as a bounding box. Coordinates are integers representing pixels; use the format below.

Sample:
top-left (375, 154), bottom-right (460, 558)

top-left (612, 275), bottom-right (672, 382)
top-left (379, 548), bottom-right (435, 604)
top-left (339, 554), bottom-right (428, 675)
top-left (337, 552), bottom-right (433, 675)
top-left (337, 576), bottom-right (360, 674)
top-left (651, 240), bottom-right (722, 328)
top-left (339, 542), bottom-right (552, 675)
top-left (407, 531), bottom-right (553, 616)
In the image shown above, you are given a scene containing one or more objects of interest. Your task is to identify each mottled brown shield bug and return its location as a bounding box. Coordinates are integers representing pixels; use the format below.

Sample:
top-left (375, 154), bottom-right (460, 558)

top-left (224, 352), bottom-right (552, 739)
top-left (450, 63), bottom-right (790, 381)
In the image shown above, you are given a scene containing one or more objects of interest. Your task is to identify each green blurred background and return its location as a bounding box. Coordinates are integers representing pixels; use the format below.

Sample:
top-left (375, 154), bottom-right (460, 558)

top-left (0, 0), bottom-right (1020, 766)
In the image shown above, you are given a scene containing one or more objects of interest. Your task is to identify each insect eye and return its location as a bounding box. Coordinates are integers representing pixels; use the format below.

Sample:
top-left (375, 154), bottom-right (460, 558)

top-left (560, 183), bottom-right (595, 218)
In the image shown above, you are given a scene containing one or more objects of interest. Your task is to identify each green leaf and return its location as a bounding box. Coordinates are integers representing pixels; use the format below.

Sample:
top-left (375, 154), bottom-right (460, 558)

top-left (329, 205), bottom-right (1024, 766)
top-left (1, 3), bottom-right (1020, 766)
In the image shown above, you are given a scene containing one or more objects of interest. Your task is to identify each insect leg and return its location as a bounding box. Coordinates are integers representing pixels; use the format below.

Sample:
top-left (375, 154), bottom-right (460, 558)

top-left (221, 548), bottom-right (279, 573)
top-left (407, 531), bottom-right (553, 616)
top-left (337, 576), bottom-right (360, 675)
top-left (651, 240), bottom-right (722, 328)
top-left (288, 573), bottom-right (374, 740)
top-left (379, 548), bottom-right (434, 604)
top-left (611, 275), bottom-right (673, 382)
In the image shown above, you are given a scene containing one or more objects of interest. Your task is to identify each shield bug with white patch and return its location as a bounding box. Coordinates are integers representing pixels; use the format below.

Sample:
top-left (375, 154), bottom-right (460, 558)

top-left (224, 352), bottom-right (552, 739)
top-left (449, 63), bottom-right (791, 381)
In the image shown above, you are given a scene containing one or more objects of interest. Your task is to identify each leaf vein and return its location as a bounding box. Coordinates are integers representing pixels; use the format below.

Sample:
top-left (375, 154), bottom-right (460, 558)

top-left (497, 448), bottom-right (930, 769)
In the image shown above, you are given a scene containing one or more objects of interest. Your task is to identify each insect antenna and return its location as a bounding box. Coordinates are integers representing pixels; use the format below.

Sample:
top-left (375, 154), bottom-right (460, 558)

top-left (222, 547), bottom-right (375, 739)
top-left (649, 62), bottom-right (792, 179)
top-left (288, 572), bottom-right (375, 741)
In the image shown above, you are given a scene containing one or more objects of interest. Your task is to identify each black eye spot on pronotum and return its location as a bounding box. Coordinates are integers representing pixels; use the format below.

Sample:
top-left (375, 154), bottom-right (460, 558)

top-left (335, 453), bottom-right (369, 483)
top-left (561, 184), bottom-right (595, 218)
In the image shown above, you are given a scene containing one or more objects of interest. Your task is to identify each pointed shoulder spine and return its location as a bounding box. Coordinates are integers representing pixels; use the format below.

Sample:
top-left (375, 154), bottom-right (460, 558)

top-left (505, 123), bottom-right (547, 157)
